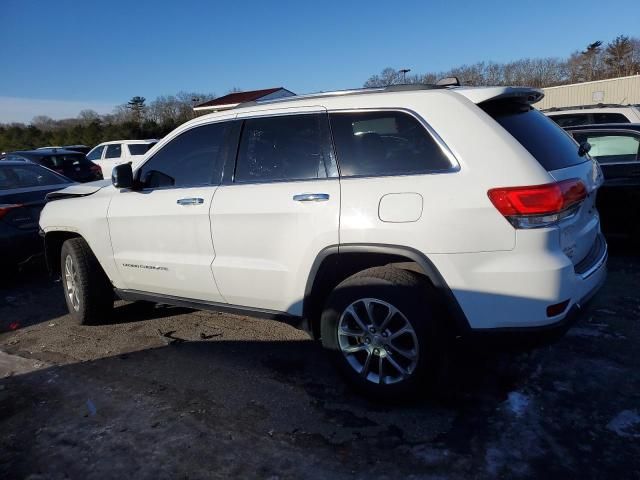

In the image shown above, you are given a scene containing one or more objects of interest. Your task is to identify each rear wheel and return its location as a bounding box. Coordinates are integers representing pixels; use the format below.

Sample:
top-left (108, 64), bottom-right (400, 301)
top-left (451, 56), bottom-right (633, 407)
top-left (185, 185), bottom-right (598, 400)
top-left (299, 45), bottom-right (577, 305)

top-left (321, 266), bottom-right (443, 398)
top-left (60, 238), bottom-right (113, 324)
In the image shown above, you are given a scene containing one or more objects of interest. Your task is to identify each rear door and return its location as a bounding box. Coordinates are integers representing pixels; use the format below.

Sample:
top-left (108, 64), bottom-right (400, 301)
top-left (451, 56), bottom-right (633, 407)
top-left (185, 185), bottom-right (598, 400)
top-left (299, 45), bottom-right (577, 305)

top-left (107, 120), bottom-right (234, 301)
top-left (210, 108), bottom-right (339, 314)
top-left (0, 164), bottom-right (71, 260)
top-left (485, 102), bottom-right (604, 265)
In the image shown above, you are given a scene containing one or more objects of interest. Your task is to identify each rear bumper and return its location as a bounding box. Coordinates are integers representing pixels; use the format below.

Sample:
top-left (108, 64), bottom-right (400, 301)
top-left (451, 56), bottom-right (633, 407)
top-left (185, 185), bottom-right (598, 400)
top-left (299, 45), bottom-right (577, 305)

top-left (463, 269), bottom-right (605, 349)
top-left (430, 230), bottom-right (608, 333)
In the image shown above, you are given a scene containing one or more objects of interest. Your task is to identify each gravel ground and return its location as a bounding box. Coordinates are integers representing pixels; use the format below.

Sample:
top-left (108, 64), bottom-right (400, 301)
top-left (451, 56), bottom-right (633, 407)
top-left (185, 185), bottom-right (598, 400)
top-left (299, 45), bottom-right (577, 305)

top-left (1, 246), bottom-right (639, 479)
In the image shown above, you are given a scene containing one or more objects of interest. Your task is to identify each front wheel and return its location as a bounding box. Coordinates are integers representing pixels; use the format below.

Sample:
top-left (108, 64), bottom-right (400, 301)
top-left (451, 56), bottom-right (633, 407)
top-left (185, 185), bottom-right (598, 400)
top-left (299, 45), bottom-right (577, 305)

top-left (321, 266), bottom-right (443, 398)
top-left (60, 238), bottom-right (113, 324)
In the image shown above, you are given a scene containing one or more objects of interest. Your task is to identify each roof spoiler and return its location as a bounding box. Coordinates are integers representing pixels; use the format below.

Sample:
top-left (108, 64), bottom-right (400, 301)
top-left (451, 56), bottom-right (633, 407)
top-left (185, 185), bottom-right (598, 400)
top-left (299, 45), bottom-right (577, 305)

top-left (455, 86), bottom-right (544, 105)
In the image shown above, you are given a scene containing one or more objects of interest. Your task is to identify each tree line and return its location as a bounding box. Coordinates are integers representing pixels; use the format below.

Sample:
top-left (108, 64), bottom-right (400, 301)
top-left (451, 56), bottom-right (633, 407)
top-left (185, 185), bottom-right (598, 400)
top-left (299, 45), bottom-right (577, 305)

top-left (0, 91), bottom-right (216, 152)
top-left (2, 35), bottom-right (638, 152)
top-left (364, 35), bottom-right (640, 88)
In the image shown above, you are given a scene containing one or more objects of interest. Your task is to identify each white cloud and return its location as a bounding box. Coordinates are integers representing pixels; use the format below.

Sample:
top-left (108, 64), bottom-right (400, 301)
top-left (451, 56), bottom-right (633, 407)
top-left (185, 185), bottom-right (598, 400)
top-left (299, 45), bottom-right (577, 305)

top-left (0, 96), bottom-right (116, 124)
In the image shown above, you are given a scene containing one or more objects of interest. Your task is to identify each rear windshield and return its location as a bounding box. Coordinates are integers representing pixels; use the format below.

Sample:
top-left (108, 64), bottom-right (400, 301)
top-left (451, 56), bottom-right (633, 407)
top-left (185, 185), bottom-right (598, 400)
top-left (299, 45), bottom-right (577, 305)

top-left (128, 143), bottom-right (156, 155)
top-left (0, 164), bottom-right (68, 190)
top-left (24, 153), bottom-right (88, 169)
top-left (483, 101), bottom-right (586, 171)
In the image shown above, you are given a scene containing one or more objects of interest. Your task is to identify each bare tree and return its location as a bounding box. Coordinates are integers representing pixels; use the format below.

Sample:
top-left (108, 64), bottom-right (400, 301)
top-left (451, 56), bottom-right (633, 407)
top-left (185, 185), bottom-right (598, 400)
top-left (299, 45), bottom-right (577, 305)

top-left (77, 109), bottom-right (101, 125)
top-left (363, 35), bottom-right (639, 89)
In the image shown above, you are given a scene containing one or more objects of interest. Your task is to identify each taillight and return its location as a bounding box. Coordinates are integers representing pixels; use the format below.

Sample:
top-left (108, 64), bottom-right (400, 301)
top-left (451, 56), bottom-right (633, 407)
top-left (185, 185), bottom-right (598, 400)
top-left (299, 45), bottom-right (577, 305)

top-left (89, 163), bottom-right (103, 178)
top-left (488, 179), bottom-right (587, 229)
top-left (0, 203), bottom-right (23, 220)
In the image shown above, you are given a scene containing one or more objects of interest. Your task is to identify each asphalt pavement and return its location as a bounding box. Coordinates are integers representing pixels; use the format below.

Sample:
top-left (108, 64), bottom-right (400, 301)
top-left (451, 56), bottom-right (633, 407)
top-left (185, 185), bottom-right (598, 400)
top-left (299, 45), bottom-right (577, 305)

top-left (1, 247), bottom-right (639, 479)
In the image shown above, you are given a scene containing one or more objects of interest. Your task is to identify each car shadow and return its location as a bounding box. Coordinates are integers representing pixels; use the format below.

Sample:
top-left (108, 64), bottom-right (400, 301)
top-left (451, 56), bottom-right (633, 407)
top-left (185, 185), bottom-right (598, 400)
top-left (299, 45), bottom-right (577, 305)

top-left (98, 301), bottom-right (195, 325)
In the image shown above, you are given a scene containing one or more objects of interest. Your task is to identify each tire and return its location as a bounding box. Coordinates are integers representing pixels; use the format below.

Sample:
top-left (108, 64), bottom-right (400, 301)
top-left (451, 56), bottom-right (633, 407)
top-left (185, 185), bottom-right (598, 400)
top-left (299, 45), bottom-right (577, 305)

top-left (60, 238), bottom-right (113, 325)
top-left (321, 266), bottom-right (443, 399)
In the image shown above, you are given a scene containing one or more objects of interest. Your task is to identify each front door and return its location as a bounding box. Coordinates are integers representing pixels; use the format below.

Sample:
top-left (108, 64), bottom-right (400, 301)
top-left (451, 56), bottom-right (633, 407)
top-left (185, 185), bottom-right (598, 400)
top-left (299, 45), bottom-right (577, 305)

top-left (211, 109), bottom-right (340, 314)
top-left (107, 120), bottom-right (234, 302)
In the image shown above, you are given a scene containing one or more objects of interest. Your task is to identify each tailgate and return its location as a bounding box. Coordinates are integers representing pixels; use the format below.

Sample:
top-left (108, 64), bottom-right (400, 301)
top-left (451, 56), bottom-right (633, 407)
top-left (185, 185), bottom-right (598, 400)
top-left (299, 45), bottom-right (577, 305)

top-left (480, 97), bottom-right (605, 266)
top-left (548, 160), bottom-right (603, 265)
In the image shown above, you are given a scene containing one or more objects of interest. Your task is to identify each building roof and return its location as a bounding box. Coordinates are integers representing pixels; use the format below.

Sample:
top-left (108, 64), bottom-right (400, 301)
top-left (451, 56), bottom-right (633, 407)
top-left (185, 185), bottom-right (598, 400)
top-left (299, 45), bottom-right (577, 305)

top-left (194, 88), bottom-right (291, 110)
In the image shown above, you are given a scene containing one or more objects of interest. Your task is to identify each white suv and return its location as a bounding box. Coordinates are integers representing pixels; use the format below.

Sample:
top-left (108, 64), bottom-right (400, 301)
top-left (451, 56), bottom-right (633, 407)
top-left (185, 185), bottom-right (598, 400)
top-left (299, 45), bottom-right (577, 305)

top-left (543, 105), bottom-right (640, 127)
top-left (86, 139), bottom-right (158, 178)
top-left (39, 85), bottom-right (607, 397)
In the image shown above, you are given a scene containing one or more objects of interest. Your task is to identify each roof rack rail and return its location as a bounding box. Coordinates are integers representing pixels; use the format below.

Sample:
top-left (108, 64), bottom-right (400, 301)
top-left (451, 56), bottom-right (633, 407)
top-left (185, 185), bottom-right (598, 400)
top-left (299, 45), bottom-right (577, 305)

top-left (235, 83), bottom-right (454, 109)
top-left (542, 103), bottom-right (633, 112)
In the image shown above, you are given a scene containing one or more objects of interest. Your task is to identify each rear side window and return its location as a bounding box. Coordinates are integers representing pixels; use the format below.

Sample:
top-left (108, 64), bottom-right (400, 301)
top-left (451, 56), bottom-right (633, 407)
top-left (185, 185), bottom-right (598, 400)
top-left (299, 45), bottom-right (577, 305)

top-left (592, 113), bottom-right (630, 124)
top-left (139, 123), bottom-right (229, 189)
top-left (548, 113), bottom-right (590, 127)
top-left (128, 143), bottom-right (155, 155)
top-left (105, 144), bottom-right (122, 159)
top-left (235, 114), bottom-right (335, 183)
top-left (87, 145), bottom-right (105, 161)
top-left (572, 132), bottom-right (640, 163)
top-left (549, 112), bottom-right (630, 127)
top-left (485, 102), bottom-right (586, 171)
top-left (329, 111), bottom-right (452, 177)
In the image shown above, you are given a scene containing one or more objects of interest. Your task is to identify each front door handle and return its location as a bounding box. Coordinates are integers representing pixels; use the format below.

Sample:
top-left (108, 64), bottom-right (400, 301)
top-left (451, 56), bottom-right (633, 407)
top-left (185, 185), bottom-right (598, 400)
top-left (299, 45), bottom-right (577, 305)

top-left (177, 198), bottom-right (204, 206)
top-left (293, 193), bottom-right (330, 202)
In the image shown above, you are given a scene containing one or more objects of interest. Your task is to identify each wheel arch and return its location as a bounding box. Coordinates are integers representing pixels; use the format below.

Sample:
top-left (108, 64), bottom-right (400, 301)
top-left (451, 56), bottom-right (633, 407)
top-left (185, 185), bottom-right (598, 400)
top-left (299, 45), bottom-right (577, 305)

top-left (44, 230), bottom-right (82, 275)
top-left (303, 244), bottom-right (471, 340)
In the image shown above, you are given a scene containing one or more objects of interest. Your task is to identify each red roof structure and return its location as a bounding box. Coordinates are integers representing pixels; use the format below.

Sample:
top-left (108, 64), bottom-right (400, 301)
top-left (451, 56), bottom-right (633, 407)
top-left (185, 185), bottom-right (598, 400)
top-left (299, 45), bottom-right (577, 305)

top-left (193, 87), bottom-right (295, 111)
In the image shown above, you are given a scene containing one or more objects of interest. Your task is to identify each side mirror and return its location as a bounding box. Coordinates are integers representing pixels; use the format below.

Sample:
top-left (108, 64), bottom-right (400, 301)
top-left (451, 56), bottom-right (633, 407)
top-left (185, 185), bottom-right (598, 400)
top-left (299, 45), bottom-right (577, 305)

top-left (112, 163), bottom-right (133, 188)
top-left (578, 142), bottom-right (591, 157)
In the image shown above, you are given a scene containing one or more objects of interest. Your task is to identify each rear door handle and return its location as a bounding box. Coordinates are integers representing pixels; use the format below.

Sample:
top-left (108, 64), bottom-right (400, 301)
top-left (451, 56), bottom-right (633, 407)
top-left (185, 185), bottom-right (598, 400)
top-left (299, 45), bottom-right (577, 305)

top-left (293, 193), bottom-right (330, 202)
top-left (177, 198), bottom-right (204, 206)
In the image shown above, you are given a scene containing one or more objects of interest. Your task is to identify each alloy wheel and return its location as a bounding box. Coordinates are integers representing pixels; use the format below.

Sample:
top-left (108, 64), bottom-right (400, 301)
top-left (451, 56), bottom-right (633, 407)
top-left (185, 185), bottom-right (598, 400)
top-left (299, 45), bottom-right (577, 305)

top-left (337, 298), bottom-right (419, 385)
top-left (64, 254), bottom-right (80, 311)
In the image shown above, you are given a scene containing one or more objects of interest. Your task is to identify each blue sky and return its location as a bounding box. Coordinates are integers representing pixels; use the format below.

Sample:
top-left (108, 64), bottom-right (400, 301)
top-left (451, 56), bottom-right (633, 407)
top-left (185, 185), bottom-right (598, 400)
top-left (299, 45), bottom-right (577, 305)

top-left (1, 0), bottom-right (639, 123)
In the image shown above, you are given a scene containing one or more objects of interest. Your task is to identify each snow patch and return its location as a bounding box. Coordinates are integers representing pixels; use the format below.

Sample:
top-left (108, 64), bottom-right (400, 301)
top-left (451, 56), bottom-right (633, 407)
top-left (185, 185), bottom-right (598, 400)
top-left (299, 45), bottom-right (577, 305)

top-left (505, 391), bottom-right (530, 418)
top-left (607, 410), bottom-right (640, 438)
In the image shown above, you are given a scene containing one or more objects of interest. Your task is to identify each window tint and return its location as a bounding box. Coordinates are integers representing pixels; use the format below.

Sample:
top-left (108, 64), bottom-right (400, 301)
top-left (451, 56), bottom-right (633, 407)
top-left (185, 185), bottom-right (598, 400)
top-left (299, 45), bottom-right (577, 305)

top-left (235, 114), bottom-right (334, 183)
top-left (105, 144), bottom-right (122, 159)
top-left (573, 132), bottom-right (640, 164)
top-left (592, 113), bottom-right (630, 124)
top-left (484, 102), bottom-right (586, 171)
top-left (549, 114), bottom-right (590, 127)
top-left (549, 112), bottom-right (630, 127)
top-left (86, 146), bottom-right (105, 161)
top-left (329, 111), bottom-right (452, 177)
top-left (0, 164), bottom-right (68, 190)
top-left (128, 143), bottom-right (156, 155)
top-left (139, 123), bottom-right (229, 189)
top-left (45, 154), bottom-right (88, 168)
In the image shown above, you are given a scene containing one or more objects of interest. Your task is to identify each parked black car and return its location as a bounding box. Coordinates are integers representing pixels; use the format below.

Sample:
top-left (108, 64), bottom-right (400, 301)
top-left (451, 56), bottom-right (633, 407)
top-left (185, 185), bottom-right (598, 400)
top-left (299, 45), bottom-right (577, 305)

top-left (0, 161), bottom-right (74, 269)
top-left (38, 144), bottom-right (92, 155)
top-left (564, 123), bottom-right (640, 239)
top-left (3, 148), bottom-right (102, 183)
